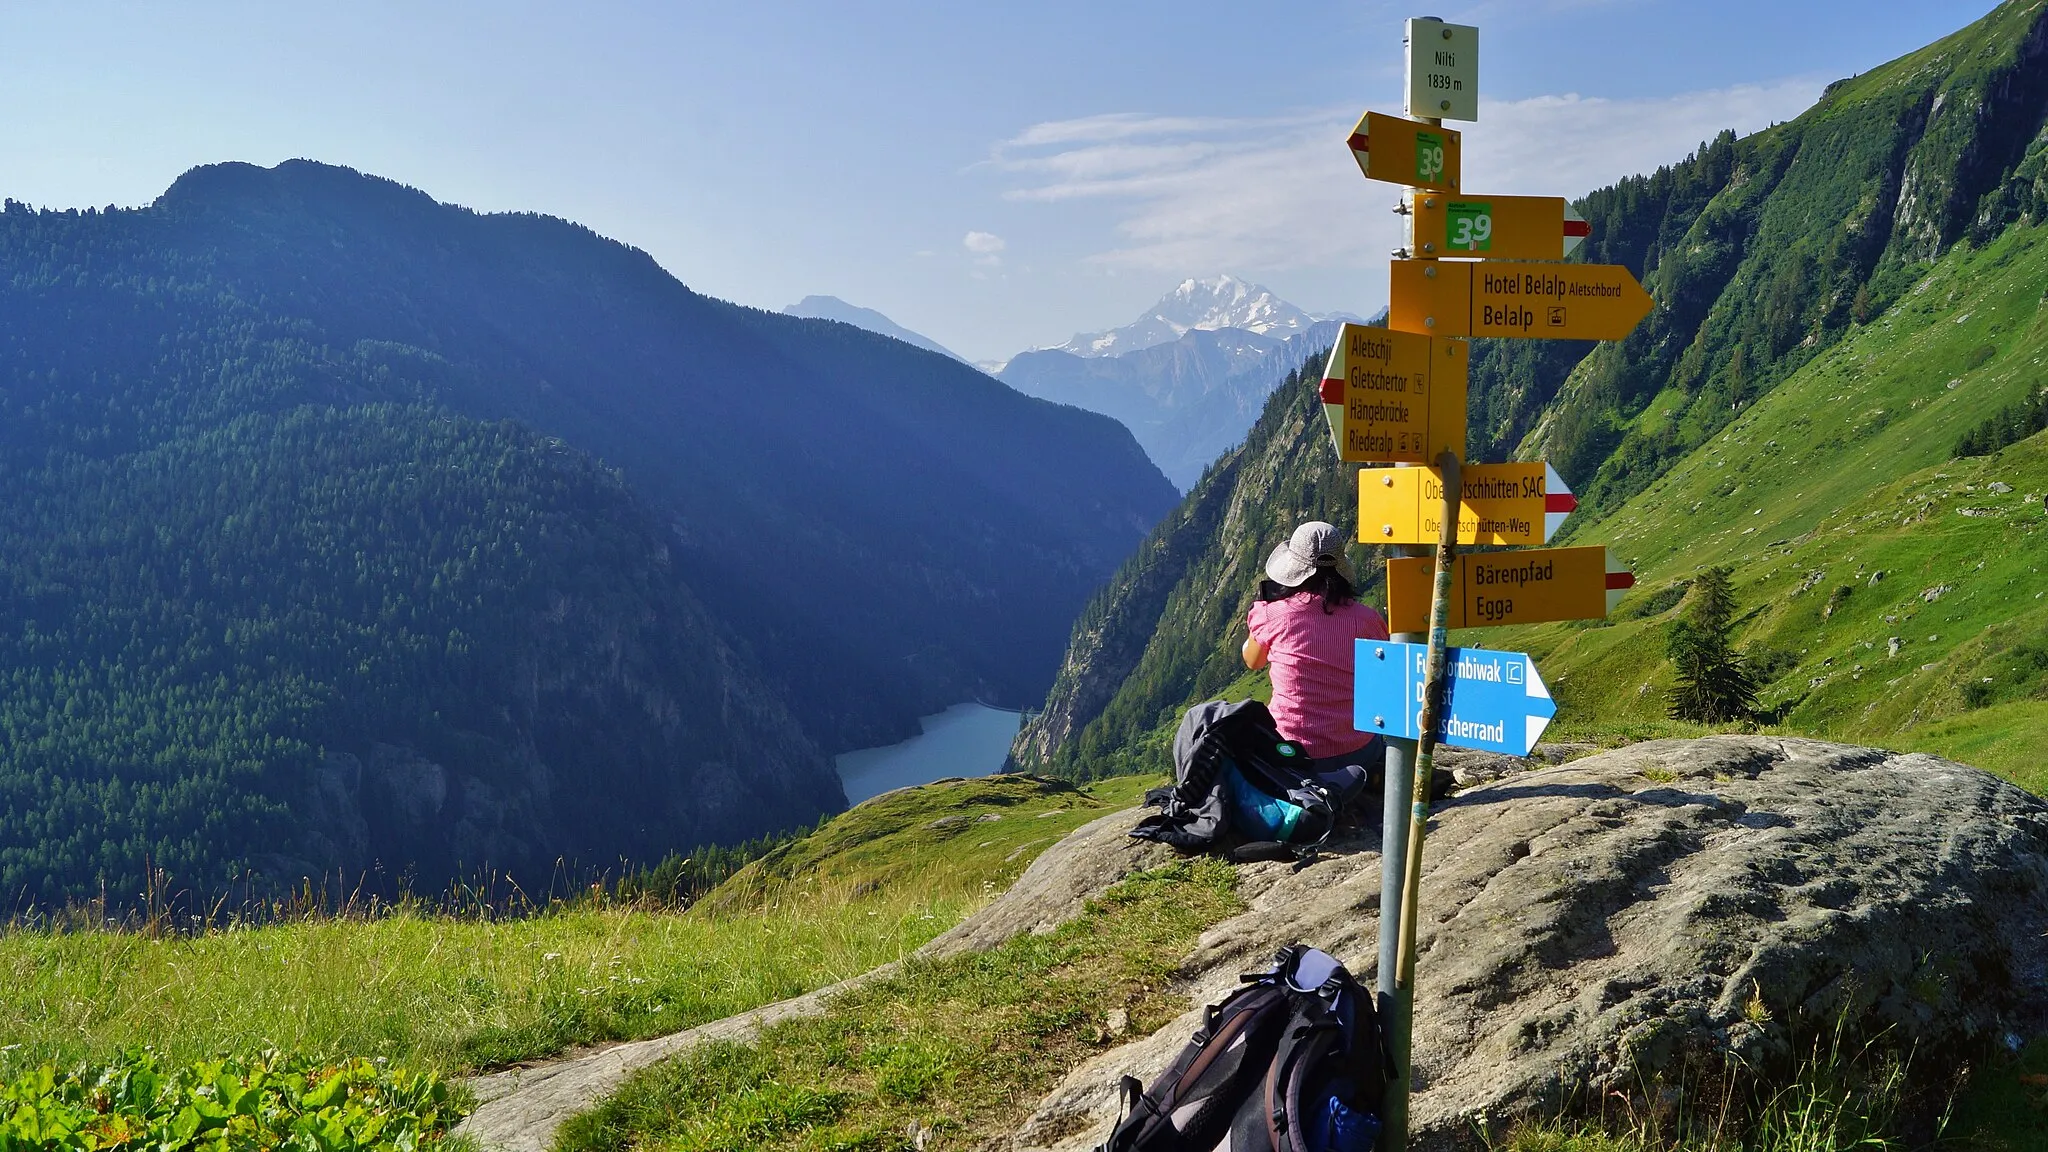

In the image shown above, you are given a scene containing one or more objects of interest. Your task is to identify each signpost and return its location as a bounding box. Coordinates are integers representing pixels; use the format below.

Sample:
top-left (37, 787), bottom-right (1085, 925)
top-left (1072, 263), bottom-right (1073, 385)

top-left (1339, 20), bottom-right (1651, 1152)
top-left (1353, 639), bottom-right (1555, 756)
top-left (1388, 259), bottom-right (1653, 340)
top-left (1346, 111), bottom-right (1463, 192)
top-left (1318, 324), bottom-right (1468, 464)
top-left (1409, 194), bottom-right (1588, 260)
top-left (1385, 545), bottom-right (1635, 632)
top-left (1359, 461), bottom-right (1575, 546)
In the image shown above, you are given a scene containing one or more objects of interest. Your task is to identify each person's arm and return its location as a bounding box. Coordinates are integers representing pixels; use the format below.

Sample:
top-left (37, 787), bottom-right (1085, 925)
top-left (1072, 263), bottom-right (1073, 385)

top-left (1242, 636), bottom-right (1269, 670)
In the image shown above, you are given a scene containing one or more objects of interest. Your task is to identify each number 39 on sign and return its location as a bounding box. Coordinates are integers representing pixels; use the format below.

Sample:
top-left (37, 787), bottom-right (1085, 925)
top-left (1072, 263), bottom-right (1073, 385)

top-left (1446, 202), bottom-right (1492, 252)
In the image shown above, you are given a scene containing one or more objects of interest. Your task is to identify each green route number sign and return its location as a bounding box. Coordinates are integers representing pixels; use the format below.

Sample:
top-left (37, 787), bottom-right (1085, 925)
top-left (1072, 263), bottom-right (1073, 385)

top-left (1415, 132), bottom-right (1446, 183)
top-left (1446, 201), bottom-right (1492, 251)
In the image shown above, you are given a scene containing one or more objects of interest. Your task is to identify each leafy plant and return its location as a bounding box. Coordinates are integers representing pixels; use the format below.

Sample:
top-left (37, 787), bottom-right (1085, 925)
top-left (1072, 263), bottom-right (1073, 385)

top-left (0, 1049), bottom-right (461, 1152)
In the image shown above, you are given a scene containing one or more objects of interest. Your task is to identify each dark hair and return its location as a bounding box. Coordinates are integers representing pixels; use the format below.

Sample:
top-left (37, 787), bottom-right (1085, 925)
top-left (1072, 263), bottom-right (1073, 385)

top-left (1258, 566), bottom-right (1358, 615)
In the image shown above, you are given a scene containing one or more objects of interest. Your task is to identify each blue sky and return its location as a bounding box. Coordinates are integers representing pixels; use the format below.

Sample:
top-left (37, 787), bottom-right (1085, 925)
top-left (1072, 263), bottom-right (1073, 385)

top-left (0, 1), bottom-right (2004, 361)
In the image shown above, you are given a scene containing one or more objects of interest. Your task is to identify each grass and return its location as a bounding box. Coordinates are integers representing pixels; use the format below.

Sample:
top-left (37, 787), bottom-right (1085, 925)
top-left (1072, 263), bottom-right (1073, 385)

top-left (554, 858), bottom-right (1243, 1152)
top-left (1493, 1040), bottom-right (2048, 1152)
top-left (1497, 223), bottom-right (2048, 793)
top-left (0, 774), bottom-right (1155, 1082)
top-left (1487, 1019), bottom-right (1982, 1152)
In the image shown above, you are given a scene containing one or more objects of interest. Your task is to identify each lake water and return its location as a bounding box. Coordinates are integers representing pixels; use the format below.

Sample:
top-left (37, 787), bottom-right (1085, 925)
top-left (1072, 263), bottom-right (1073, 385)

top-left (835, 702), bottom-right (1025, 805)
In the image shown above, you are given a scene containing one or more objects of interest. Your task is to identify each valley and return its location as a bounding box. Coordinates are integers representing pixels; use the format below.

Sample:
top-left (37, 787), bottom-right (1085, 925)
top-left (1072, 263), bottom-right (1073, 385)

top-left (3, 2), bottom-right (2048, 1151)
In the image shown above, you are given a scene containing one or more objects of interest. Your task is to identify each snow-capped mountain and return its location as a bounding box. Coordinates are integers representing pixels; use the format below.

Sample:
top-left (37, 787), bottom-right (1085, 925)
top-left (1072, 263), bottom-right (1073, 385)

top-left (1000, 276), bottom-right (1364, 489)
top-left (1046, 275), bottom-right (1342, 358)
top-left (782, 295), bottom-right (969, 364)
top-left (1001, 320), bottom-right (1348, 490)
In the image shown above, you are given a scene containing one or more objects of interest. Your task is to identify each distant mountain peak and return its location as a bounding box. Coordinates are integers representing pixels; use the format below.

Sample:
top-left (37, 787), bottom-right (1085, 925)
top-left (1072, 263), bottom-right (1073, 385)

top-left (1046, 276), bottom-right (1342, 359)
top-left (782, 295), bottom-right (968, 364)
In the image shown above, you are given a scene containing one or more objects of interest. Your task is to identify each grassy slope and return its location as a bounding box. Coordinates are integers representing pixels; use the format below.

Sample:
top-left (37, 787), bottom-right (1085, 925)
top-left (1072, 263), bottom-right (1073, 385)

top-left (557, 860), bottom-right (1241, 1152)
top-left (0, 774), bottom-right (1153, 1082)
top-left (1505, 223), bottom-right (2048, 789)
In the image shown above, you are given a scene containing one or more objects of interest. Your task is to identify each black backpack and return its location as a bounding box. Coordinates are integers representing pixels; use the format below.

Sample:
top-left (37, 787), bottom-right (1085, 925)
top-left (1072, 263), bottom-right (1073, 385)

top-left (1130, 700), bottom-right (1376, 857)
top-left (1097, 945), bottom-right (1395, 1152)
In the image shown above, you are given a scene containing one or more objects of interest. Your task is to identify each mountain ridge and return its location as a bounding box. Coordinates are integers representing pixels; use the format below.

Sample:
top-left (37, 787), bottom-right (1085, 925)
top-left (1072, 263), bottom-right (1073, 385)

top-left (781, 295), bottom-right (968, 363)
top-left (1001, 321), bottom-right (1346, 490)
top-left (0, 160), bottom-right (1176, 902)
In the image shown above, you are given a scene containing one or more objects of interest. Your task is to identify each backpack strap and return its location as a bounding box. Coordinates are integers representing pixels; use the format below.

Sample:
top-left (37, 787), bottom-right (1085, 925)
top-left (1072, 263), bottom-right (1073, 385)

top-left (1265, 999), bottom-right (1342, 1152)
top-left (1095, 982), bottom-right (1291, 1152)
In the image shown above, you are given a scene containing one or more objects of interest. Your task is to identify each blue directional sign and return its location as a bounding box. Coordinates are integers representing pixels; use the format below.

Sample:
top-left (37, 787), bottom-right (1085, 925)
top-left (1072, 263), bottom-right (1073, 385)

top-left (1353, 639), bottom-right (1556, 756)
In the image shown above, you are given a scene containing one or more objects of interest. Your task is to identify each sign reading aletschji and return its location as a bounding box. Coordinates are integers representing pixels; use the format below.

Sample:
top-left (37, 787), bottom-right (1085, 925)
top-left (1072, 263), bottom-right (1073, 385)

top-left (1318, 324), bottom-right (1467, 464)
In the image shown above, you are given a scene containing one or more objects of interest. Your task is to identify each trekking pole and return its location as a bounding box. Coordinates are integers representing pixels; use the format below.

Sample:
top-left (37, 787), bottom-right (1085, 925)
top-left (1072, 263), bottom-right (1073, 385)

top-left (1384, 446), bottom-right (1461, 1152)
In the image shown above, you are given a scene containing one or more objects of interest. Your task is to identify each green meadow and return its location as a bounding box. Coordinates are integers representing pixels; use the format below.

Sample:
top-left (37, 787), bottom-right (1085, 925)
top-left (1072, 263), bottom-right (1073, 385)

top-left (1500, 224), bottom-right (2048, 789)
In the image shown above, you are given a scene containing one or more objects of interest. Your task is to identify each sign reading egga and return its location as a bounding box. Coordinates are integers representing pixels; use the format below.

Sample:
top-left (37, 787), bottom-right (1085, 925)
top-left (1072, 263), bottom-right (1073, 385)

top-left (1385, 546), bottom-right (1634, 631)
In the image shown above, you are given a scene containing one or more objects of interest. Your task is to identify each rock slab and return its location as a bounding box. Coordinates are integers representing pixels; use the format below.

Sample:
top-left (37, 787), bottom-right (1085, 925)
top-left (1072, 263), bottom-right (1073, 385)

top-left (1013, 737), bottom-right (2048, 1150)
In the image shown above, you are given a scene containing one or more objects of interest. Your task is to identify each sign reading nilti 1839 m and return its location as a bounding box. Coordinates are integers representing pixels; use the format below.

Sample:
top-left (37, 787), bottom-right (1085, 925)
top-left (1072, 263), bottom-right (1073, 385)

top-left (1317, 324), bottom-right (1467, 464)
top-left (1389, 260), bottom-right (1652, 340)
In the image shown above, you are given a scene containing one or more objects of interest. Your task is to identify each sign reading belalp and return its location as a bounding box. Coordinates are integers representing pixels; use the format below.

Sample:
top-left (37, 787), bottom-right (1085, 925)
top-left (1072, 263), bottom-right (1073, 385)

top-left (1388, 260), bottom-right (1653, 341)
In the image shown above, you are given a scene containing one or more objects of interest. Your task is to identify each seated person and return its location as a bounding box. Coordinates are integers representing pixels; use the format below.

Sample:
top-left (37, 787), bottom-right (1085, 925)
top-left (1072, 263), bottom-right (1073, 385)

top-left (1242, 521), bottom-right (1389, 776)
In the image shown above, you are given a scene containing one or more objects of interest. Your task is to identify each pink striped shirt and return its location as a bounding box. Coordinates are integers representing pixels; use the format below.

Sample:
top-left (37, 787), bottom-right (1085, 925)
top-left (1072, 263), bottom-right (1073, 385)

top-left (1247, 593), bottom-right (1389, 757)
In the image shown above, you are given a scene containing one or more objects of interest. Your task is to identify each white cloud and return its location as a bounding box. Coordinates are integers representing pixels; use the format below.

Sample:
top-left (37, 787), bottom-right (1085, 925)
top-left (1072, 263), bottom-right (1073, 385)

top-left (962, 229), bottom-right (1007, 269)
top-left (989, 78), bottom-right (1825, 287)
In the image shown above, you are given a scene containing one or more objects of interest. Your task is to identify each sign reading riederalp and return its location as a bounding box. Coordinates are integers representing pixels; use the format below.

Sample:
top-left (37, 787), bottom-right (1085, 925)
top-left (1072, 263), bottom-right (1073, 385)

top-left (1317, 324), bottom-right (1467, 465)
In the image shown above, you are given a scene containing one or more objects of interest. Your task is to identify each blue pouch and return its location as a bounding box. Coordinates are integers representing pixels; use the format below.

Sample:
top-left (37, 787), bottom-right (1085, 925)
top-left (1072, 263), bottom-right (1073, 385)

top-left (1223, 762), bottom-right (1304, 841)
top-left (1307, 1091), bottom-right (1382, 1152)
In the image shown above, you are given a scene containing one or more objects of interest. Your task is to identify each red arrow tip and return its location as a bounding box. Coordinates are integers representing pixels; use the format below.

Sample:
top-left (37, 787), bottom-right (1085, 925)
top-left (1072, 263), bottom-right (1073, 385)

top-left (1545, 493), bottom-right (1578, 513)
top-left (1346, 133), bottom-right (1370, 152)
top-left (1605, 571), bottom-right (1635, 590)
top-left (1563, 219), bottom-right (1591, 237)
top-left (1319, 377), bottom-right (1345, 404)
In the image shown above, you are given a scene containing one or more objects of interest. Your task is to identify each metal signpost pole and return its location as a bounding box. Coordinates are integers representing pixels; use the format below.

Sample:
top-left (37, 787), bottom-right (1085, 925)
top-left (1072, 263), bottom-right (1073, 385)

top-left (1376, 543), bottom-right (1424, 1152)
top-left (1376, 50), bottom-right (1451, 1142)
top-left (1380, 447), bottom-right (1458, 1152)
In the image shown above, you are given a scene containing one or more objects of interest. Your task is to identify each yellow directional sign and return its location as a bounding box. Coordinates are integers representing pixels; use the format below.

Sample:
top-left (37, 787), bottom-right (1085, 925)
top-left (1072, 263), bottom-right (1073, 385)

top-left (1346, 111), bottom-right (1462, 192)
top-left (1359, 462), bottom-right (1576, 546)
top-left (1385, 546), bottom-right (1634, 631)
top-left (1388, 260), bottom-right (1652, 341)
top-left (1409, 193), bottom-right (1588, 260)
top-left (1318, 325), bottom-right (1467, 465)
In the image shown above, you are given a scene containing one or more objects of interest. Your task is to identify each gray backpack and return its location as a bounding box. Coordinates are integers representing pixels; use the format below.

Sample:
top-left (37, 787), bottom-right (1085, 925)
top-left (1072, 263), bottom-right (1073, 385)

top-left (1130, 700), bottom-right (1376, 857)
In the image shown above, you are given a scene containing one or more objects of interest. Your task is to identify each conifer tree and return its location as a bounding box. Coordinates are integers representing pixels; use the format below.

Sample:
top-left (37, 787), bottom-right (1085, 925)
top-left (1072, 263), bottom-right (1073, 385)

top-left (1666, 566), bottom-right (1759, 724)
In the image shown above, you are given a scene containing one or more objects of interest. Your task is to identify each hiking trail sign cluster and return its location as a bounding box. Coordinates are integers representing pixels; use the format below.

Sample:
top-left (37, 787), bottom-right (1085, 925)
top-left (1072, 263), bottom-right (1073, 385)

top-left (1327, 18), bottom-right (1647, 758)
top-left (1344, 23), bottom-right (1651, 1152)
